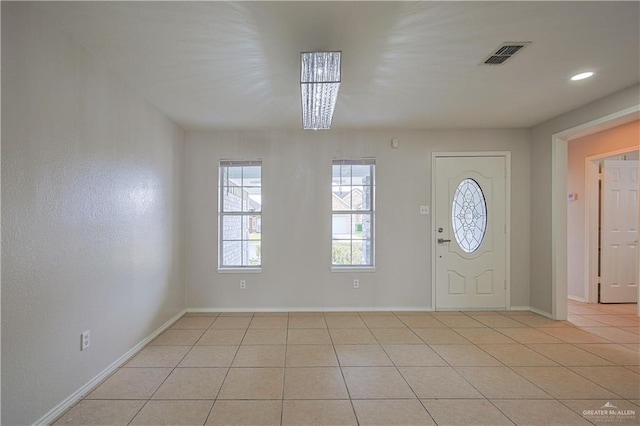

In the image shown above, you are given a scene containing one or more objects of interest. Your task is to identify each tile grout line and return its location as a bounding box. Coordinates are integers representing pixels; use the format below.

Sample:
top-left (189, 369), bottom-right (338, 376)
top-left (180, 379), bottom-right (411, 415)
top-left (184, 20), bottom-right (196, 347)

top-left (481, 316), bottom-right (634, 406)
top-left (280, 313), bottom-right (289, 426)
top-left (386, 312), bottom-right (440, 425)
top-left (453, 322), bottom-right (569, 408)
top-left (328, 313), bottom-right (360, 426)
top-left (125, 314), bottom-right (214, 425)
top-left (201, 312), bottom-right (253, 425)
top-left (396, 312), bottom-right (555, 425)
top-left (563, 365), bottom-right (633, 401)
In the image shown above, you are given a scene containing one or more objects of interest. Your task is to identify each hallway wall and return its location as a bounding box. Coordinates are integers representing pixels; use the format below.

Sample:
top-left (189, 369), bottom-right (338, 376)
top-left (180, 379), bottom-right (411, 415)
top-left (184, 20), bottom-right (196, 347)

top-left (567, 120), bottom-right (639, 300)
top-left (530, 84), bottom-right (640, 314)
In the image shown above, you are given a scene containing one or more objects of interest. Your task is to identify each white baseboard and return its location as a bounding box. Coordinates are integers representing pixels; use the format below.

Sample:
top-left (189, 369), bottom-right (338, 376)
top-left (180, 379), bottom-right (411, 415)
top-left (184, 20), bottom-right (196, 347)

top-left (34, 309), bottom-right (186, 426)
top-left (187, 306), bottom-right (563, 317)
top-left (568, 295), bottom-right (587, 303)
top-left (186, 306), bottom-right (434, 313)
top-left (434, 307), bottom-right (507, 311)
top-left (508, 306), bottom-right (530, 311)
top-left (527, 306), bottom-right (554, 319)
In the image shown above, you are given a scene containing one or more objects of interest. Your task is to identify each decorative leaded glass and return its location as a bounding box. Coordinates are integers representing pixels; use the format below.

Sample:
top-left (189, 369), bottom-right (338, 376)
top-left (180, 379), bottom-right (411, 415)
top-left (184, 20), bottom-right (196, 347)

top-left (452, 178), bottom-right (487, 253)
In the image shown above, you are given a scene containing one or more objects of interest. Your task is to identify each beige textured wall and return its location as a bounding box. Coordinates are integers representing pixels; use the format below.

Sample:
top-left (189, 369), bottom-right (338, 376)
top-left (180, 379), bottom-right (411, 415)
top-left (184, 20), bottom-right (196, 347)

top-left (1, 4), bottom-right (185, 424)
top-left (184, 129), bottom-right (531, 310)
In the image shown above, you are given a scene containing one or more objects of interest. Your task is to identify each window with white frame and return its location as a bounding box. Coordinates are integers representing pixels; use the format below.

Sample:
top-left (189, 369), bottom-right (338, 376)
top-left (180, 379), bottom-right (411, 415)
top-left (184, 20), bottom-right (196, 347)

top-left (332, 159), bottom-right (375, 267)
top-left (219, 161), bottom-right (262, 268)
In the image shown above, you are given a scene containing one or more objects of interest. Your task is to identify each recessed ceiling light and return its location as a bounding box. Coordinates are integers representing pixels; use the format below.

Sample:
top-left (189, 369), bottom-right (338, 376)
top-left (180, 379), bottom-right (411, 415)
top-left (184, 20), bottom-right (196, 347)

top-left (571, 71), bottom-right (594, 81)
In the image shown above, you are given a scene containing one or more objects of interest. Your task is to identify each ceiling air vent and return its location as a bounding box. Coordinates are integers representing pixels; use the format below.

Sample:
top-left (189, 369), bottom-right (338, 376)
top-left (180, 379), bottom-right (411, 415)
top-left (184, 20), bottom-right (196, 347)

top-left (481, 42), bottom-right (531, 65)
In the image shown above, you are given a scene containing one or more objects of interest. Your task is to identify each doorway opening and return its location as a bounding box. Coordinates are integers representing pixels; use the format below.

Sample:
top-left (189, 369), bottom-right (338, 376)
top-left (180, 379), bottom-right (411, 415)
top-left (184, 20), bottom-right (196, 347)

top-left (583, 148), bottom-right (639, 304)
top-left (552, 105), bottom-right (640, 320)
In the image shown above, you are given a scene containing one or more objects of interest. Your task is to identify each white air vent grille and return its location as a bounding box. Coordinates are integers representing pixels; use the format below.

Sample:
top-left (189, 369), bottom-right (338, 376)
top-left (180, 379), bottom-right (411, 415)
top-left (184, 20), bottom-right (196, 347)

top-left (481, 42), bottom-right (531, 65)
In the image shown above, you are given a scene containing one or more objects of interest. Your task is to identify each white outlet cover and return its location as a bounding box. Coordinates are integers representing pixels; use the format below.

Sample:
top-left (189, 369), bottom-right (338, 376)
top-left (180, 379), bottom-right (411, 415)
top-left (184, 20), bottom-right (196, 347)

top-left (81, 330), bottom-right (90, 351)
top-left (419, 205), bottom-right (429, 215)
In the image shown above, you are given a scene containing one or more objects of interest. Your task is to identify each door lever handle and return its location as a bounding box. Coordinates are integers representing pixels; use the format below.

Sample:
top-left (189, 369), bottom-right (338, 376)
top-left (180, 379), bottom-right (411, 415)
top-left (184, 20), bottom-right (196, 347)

top-left (437, 238), bottom-right (451, 244)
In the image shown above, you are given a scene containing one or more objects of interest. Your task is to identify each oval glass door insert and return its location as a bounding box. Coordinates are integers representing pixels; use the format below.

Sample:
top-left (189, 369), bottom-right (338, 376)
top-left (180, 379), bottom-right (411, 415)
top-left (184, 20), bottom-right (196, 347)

top-left (451, 178), bottom-right (487, 253)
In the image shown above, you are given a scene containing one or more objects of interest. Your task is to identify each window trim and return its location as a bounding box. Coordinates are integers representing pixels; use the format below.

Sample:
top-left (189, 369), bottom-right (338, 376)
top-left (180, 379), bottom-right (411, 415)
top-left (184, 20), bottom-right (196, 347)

top-left (331, 158), bottom-right (376, 268)
top-left (331, 266), bottom-right (376, 273)
top-left (218, 160), bottom-right (262, 269)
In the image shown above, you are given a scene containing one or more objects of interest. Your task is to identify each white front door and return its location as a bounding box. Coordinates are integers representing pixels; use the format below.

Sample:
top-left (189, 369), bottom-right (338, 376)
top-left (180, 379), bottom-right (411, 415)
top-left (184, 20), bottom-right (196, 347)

top-left (434, 155), bottom-right (507, 310)
top-left (600, 160), bottom-right (638, 303)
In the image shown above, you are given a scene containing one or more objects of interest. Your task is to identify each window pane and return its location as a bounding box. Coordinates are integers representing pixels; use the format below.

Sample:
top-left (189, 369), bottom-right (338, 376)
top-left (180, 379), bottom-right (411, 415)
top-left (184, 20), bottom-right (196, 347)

top-left (222, 240), bottom-right (243, 266)
top-left (340, 165), bottom-right (351, 186)
top-left (244, 187), bottom-right (262, 213)
top-left (358, 214), bottom-right (373, 240)
top-left (351, 214), bottom-right (363, 239)
top-left (246, 215), bottom-right (261, 240)
top-left (332, 240), bottom-right (352, 265)
top-left (358, 185), bottom-right (372, 211)
top-left (226, 166), bottom-right (242, 186)
top-left (351, 165), bottom-right (372, 185)
top-left (222, 215), bottom-right (243, 240)
top-left (351, 240), bottom-right (366, 265)
top-left (332, 214), bottom-right (351, 239)
top-left (222, 186), bottom-right (243, 212)
top-left (242, 166), bottom-right (261, 187)
top-left (362, 239), bottom-right (373, 265)
top-left (345, 187), bottom-right (362, 211)
top-left (332, 165), bottom-right (342, 185)
top-left (248, 241), bottom-right (261, 266)
top-left (332, 186), bottom-right (349, 210)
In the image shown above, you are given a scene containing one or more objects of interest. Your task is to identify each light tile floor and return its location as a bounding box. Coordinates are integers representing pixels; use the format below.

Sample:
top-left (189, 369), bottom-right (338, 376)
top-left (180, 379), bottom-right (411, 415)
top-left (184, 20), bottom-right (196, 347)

top-left (54, 301), bottom-right (639, 425)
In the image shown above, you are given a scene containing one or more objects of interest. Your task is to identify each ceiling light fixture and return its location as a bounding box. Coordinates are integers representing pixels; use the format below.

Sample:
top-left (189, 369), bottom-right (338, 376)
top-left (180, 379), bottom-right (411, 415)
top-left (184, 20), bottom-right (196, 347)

top-left (571, 71), bottom-right (594, 81)
top-left (301, 51), bottom-right (341, 130)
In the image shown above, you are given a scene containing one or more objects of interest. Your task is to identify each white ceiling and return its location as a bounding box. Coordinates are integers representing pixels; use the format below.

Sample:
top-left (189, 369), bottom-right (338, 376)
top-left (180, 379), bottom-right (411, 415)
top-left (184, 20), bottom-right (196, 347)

top-left (40, 1), bottom-right (640, 131)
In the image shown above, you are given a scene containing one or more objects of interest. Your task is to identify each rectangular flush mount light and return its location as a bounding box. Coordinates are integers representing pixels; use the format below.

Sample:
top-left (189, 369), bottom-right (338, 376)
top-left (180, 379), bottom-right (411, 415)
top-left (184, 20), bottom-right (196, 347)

top-left (301, 51), bottom-right (341, 130)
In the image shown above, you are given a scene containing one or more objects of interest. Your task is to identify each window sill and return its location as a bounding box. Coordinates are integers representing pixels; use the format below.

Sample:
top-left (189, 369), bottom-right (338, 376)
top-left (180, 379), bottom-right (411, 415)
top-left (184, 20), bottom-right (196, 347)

top-left (217, 268), bottom-right (262, 274)
top-left (331, 266), bottom-right (376, 273)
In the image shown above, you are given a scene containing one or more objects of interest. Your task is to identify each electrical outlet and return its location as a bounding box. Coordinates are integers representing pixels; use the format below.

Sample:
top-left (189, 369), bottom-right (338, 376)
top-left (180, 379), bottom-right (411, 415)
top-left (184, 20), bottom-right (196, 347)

top-left (81, 330), bottom-right (90, 351)
top-left (419, 205), bottom-right (429, 215)
top-left (353, 279), bottom-right (359, 289)
top-left (240, 280), bottom-right (246, 289)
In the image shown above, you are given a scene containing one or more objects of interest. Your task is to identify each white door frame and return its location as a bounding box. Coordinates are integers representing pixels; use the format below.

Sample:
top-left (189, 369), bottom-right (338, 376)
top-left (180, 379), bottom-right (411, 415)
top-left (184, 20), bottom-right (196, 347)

top-left (551, 104), bottom-right (640, 320)
top-left (585, 147), bottom-right (639, 304)
top-left (431, 151), bottom-right (512, 310)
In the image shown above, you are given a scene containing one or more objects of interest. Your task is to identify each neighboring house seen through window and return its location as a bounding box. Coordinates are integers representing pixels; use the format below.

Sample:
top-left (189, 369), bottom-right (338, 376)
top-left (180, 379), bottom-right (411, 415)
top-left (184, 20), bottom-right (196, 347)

top-left (219, 161), bottom-right (262, 268)
top-left (332, 159), bottom-right (375, 267)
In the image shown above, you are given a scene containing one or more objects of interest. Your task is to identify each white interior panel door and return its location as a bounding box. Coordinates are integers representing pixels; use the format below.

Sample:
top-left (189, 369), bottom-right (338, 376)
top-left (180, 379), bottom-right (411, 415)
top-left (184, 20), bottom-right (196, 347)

top-left (434, 156), bottom-right (507, 310)
top-left (601, 160), bottom-right (638, 303)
